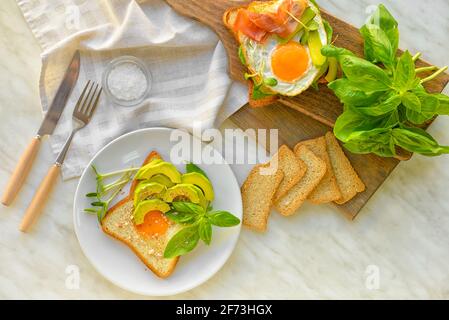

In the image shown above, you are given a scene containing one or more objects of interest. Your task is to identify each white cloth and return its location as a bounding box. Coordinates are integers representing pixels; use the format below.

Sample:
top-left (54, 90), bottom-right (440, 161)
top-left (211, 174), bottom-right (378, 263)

top-left (17, 0), bottom-right (248, 179)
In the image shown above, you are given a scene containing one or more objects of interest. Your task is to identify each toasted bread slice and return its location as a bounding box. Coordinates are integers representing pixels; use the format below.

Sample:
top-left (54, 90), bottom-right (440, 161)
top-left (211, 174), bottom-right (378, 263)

top-left (324, 132), bottom-right (365, 204)
top-left (242, 162), bottom-right (284, 232)
top-left (272, 145), bottom-right (306, 202)
top-left (102, 199), bottom-right (181, 278)
top-left (101, 151), bottom-right (181, 278)
top-left (276, 146), bottom-right (326, 216)
top-left (295, 137), bottom-right (341, 204)
top-left (248, 80), bottom-right (279, 108)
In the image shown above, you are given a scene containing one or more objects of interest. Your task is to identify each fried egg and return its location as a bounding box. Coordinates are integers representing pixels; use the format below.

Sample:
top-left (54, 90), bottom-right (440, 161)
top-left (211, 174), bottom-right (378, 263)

top-left (240, 1), bottom-right (327, 96)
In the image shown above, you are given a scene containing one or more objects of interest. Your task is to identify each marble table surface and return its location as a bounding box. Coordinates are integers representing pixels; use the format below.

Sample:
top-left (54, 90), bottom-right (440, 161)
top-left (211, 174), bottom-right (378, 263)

top-left (1, 0), bottom-right (449, 299)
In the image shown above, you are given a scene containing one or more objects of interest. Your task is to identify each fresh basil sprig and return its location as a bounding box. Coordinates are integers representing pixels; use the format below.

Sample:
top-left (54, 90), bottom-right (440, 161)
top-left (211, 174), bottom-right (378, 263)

top-left (164, 202), bottom-right (240, 259)
top-left (321, 4), bottom-right (449, 157)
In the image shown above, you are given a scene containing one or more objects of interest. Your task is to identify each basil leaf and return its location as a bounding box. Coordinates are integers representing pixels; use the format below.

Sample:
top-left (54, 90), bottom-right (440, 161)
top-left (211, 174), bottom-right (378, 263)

top-left (405, 109), bottom-right (434, 125)
top-left (405, 92), bottom-right (438, 124)
top-left (392, 127), bottom-right (449, 156)
top-left (360, 24), bottom-right (394, 66)
top-left (238, 45), bottom-right (246, 65)
top-left (321, 44), bottom-right (355, 59)
top-left (367, 4), bottom-right (399, 54)
top-left (186, 162), bottom-right (209, 179)
top-left (208, 211), bottom-right (240, 227)
top-left (165, 210), bottom-right (198, 224)
top-left (198, 220), bottom-right (212, 245)
top-left (393, 51), bottom-right (418, 92)
top-left (402, 92), bottom-right (421, 112)
top-left (379, 109), bottom-right (400, 128)
top-left (339, 55), bottom-right (392, 91)
top-left (328, 79), bottom-right (385, 106)
top-left (434, 93), bottom-right (449, 115)
top-left (356, 93), bottom-right (401, 116)
top-left (171, 201), bottom-right (205, 215)
top-left (343, 128), bottom-right (395, 157)
top-left (418, 93), bottom-right (439, 114)
top-left (333, 108), bottom-right (368, 142)
top-left (164, 225), bottom-right (200, 259)
top-left (264, 78), bottom-right (278, 87)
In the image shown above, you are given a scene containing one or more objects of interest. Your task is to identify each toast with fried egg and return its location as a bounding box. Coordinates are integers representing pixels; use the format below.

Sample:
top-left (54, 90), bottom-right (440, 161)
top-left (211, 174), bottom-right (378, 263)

top-left (101, 151), bottom-right (182, 278)
top-left (224, 0), bottom-right (333, 107)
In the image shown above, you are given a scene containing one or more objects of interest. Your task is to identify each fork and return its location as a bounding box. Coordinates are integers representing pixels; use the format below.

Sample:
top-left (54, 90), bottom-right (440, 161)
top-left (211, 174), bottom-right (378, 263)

top-left (20, 81), bottom-right (102, 232)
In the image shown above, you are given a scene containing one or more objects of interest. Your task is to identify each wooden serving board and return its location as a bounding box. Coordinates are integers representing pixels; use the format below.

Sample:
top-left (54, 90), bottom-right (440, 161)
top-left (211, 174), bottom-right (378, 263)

top-left (165, 0), bottom-right (449, 219)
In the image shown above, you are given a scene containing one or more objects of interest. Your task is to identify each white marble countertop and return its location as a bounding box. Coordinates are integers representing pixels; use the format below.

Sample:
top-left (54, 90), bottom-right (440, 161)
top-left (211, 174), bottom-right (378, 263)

top-left (1, 0), bottom-right (449, 299)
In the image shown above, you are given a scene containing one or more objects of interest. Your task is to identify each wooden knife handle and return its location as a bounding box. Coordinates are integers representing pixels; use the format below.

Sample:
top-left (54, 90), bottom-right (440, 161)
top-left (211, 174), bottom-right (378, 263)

top-left (19, 164), bottom-right (60, 232)
top-left (1, 136), bottom-right (42, 206)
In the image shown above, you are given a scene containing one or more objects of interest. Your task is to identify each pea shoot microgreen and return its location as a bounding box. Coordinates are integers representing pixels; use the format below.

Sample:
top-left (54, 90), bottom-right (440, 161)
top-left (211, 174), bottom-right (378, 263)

top-left (84, 165), bottom-right (139, 222)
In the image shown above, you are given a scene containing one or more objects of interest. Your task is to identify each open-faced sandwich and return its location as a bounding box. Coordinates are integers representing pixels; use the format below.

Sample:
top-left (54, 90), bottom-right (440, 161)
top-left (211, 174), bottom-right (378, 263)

top-left (223, 0), bottom-right (336, 107)
top-left (85, 151), bottom-right (240, 278)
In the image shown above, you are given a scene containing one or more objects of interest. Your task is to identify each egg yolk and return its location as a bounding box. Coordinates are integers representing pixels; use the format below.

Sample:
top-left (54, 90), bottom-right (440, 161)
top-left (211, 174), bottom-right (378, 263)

top-left (136, 210), bottom-right (169, 238)
top-left (271, 41), bottom-right (310, 82)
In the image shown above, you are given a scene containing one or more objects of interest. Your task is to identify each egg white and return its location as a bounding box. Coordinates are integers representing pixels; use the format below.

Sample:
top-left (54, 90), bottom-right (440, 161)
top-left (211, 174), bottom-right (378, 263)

top-left (241, 1), bottom-right (328, 96)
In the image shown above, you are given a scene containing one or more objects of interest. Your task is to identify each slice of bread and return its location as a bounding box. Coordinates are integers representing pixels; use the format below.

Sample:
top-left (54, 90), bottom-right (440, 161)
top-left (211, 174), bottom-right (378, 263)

top-left (241, 162), bottom-right (284, 232)
top-left (102, 198), bottom-right (181, 278)
top-left (101, 151), bottom-right (181, 278)
top-left (272, 145), bottom-right (307, 203)
top-left (248, 80), bottom-right (279, 108)
top-left (324, 132), bottom-right (366, 204)
top-left (276, 146), bottom-right (326, 216)
top-left (295, 137), bottom-right (341, 204)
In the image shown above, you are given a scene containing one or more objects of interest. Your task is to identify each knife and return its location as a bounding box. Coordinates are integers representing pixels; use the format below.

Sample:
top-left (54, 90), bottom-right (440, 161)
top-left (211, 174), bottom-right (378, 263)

top-left (1, 51), bottom-right (80, 206)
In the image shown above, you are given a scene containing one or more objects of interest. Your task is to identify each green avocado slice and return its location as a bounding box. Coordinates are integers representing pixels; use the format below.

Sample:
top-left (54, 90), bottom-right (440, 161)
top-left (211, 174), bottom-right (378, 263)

top-left (133, 182), bottom-right (166, 207)
top-left (181, 172), bottom-right (214, 201)
top-left (163, 184), bottom-right (201, 204)
top-left (135, 161), bottom-right (182, 184)
top-left (133, 199), bottom-right (171, 225)
top-left (148, 174), bottom-right (175, 188)
top-left (190, 185), bottom-right (209, 210)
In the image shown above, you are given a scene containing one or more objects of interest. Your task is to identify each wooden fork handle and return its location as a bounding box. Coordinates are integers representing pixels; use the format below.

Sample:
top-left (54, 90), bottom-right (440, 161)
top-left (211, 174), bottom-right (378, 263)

top-left (1, 136), bottom-right (42, 206)
top-left (19, 164), bottom-right (60, 232)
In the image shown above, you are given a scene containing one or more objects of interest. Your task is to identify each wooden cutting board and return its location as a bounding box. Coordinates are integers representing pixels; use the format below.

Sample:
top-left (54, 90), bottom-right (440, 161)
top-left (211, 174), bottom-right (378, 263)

top-left (166, 0), bottom-right (449, 219)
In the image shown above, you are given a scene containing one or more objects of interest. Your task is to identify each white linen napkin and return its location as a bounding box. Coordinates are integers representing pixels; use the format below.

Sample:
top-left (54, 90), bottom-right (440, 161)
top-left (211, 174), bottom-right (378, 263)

top-left (17, 0), bottom-right (248, 179)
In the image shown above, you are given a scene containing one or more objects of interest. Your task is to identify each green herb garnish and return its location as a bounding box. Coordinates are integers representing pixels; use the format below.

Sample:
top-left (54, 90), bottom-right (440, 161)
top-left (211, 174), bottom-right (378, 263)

top-left (164, 202), bottom-right (240, 258)
top-left (84, 165), bottom-right (138, 222)
top-left (264, 77), bottom-right (278, 87)
top-left (321, 4), bottom-right (449, 157)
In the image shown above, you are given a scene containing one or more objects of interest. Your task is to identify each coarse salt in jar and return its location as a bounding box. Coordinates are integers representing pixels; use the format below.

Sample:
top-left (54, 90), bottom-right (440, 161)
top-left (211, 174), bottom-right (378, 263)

top-left (102, 56), bottom-right (152, 107)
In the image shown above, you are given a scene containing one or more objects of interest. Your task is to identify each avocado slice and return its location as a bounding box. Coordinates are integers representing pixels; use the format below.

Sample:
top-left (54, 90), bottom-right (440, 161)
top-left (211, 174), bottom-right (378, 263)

top-left (190, 185), bottom-right (209, 210)
top-left (148, 174), bottom-right (175, 188)
top-left (133, 182), bottom-right (166, 207)
top-left (135, 161), bottom-right (182, 183)
top-left (133, 199), bottom-right (170, 225)
top-left (308, 30), bottom-right (326, 67)
top-left (163, 184), bottom-right (201, 204)
top-left (181, 172), bottom-right (214, 201)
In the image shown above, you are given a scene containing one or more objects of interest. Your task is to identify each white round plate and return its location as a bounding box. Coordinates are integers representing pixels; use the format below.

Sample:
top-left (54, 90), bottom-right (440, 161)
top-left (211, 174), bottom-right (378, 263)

top-left (73, 127), bottom-right (242, 296)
